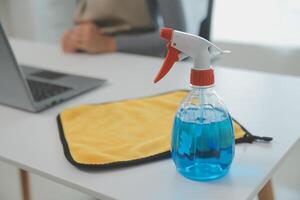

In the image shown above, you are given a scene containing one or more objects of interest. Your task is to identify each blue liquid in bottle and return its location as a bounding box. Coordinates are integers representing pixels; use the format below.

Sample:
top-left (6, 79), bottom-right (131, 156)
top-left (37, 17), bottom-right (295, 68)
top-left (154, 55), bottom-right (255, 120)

top-left (171, 106), bottom-right (234, 181)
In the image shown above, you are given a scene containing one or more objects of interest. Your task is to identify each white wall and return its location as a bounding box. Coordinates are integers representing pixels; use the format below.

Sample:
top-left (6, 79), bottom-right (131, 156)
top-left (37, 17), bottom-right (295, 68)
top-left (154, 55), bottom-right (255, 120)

top-left (212, 0), bottom-right (300, 47)
top-left (1, 0), bottom-right (76, 43)
top-left (4, 0), bottom-right (36, 40)
top-left (31, 0), bottom-right (76, 43)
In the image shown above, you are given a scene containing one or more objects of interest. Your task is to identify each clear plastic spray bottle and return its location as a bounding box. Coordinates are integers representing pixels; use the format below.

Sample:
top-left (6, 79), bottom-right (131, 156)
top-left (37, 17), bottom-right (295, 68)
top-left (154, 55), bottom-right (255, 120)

top-left (154, 28), bottom-right (234, 181)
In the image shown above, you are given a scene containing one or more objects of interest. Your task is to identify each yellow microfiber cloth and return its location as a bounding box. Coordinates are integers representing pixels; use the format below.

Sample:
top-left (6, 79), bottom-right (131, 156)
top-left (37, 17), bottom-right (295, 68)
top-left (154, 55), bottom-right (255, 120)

top-left (57, 91), bottom-right (272, 169)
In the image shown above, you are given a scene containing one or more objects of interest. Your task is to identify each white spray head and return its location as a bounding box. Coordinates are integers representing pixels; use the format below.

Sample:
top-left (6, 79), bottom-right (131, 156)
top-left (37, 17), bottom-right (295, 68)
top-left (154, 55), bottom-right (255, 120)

top-left (154, 28), bottom-right (229, 84)
top-left (154, 28), bottom-right (230, 86)
top-left (171, 30), bottom-right (230, 69)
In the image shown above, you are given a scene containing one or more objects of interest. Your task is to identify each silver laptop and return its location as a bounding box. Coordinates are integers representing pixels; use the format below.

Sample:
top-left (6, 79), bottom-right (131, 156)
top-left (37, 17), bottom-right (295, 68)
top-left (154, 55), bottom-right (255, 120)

top-left (0, 23), bottom-right (106, 112)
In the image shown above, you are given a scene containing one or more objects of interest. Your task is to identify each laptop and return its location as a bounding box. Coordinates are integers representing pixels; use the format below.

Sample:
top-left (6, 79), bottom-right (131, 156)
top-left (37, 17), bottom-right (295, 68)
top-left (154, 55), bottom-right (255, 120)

top-left (0, 23), bottom-right (107, 112)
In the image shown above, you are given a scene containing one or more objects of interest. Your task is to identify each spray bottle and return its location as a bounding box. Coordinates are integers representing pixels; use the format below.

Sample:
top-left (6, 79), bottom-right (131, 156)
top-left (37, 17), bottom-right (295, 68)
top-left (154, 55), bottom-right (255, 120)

top-left (154, 28), bottom-right (234, 181)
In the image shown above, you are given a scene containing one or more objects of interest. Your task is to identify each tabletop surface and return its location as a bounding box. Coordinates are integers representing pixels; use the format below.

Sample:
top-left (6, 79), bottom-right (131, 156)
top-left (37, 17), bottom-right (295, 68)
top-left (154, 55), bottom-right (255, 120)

top-left (1, 39), bottom-right (300, 200)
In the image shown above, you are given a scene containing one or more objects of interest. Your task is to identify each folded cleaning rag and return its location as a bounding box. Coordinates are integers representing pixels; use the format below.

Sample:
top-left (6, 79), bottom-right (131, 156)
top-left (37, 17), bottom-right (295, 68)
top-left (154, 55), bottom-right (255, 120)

top-left (57, 91), bottom-right (272, 169)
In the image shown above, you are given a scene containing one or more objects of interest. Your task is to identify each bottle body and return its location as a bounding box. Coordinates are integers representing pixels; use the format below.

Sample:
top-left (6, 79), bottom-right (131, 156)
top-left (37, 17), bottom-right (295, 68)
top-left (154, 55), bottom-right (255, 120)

top-left (171, 87), bottom-right (235, 181)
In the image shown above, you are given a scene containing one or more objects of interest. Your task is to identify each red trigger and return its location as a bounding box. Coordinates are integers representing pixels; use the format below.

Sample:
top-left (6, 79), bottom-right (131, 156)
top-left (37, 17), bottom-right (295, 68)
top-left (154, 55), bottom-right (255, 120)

top-left (154, 43), bottom-right (180, 83)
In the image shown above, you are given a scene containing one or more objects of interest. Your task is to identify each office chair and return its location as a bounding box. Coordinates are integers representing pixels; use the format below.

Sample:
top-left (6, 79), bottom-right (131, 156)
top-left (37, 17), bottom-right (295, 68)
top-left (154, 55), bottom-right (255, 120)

top-left (199, 0), bottom-right (213, 41)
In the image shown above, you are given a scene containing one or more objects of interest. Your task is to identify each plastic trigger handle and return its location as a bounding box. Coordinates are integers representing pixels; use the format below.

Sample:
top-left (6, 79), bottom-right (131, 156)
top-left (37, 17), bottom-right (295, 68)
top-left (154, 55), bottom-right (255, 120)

top-left (154, 43), bottom-right (180, 83)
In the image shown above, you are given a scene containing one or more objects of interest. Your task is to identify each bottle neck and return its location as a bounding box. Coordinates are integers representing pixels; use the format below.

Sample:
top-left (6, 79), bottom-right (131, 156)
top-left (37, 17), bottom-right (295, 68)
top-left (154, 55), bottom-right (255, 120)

top-left (188, 85), bottom-right (217, 106)
top-left (190, 85), bottom-right (215, 92)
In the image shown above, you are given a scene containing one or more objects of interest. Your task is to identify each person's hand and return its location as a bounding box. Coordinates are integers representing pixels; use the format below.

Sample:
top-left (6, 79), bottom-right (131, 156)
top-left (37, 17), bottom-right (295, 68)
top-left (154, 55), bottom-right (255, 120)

top-left (61, 30), bottom-right (77, 53)
top-left (70, 22), bottom-right (117, 54)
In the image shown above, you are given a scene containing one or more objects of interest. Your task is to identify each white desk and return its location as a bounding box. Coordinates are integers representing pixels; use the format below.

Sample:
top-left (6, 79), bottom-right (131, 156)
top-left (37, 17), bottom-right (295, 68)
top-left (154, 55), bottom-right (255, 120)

top-left (1, 39), bottom-right (300, 200)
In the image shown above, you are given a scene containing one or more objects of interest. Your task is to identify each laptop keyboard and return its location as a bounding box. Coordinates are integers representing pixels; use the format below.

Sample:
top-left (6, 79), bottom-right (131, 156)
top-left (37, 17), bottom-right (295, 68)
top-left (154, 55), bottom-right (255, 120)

top-left (31, 71), bottom-right (67, 80)
top-left (26, 79), bottom-right (71, 102)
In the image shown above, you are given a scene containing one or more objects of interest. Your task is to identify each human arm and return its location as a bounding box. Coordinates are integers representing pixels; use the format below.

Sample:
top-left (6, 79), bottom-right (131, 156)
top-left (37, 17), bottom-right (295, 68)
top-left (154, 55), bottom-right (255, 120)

top-left (115, 0), bottom-right (186, 57)
top-left (62, 22), bottom-right (116, 54)
top-left (61, 0), bottom-right (185, 55)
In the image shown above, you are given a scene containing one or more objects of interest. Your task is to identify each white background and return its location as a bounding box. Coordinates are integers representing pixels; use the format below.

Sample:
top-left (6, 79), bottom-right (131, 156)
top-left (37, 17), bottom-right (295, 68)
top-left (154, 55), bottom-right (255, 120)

top-left (212, 0), bottom-right (300, 47)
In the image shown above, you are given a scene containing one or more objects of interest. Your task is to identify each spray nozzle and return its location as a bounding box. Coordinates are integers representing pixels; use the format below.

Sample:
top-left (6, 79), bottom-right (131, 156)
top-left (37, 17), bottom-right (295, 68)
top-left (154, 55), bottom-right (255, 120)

top-left (160, 28), bottom-right (173, 41)
top-left (154, 28), bottom-right (230, 86)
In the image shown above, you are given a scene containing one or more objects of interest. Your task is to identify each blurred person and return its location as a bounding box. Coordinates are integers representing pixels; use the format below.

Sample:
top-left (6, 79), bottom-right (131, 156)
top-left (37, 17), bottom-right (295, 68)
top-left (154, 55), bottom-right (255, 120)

top-left (61, 0), bottom-right (186, 57)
